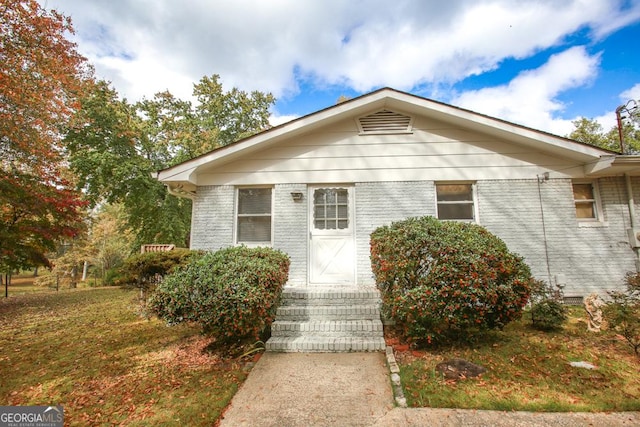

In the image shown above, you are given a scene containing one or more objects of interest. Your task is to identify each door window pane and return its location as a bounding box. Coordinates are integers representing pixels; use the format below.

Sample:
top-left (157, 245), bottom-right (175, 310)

top-left (314, 188), bottom-right (349, 230)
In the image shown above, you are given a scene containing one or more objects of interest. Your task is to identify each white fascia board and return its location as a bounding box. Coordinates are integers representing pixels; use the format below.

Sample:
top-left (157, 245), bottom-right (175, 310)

top-left (585, 155), bottom-right (640, 176)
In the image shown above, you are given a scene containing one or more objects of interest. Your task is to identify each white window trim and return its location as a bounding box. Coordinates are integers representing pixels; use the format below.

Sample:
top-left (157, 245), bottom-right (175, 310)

top-left (573, 181), bottom-right (606, 227)
top-left (234, 186), bottom-right (274, 246)
top-left (435, 182), bottom-right (479, 223)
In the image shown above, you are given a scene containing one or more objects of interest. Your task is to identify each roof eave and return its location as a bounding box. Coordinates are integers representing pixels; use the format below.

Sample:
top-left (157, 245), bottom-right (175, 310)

top-left (156, 88), bottom-right (615, 184)
top-left (585, 155), bottom-right (640, 177)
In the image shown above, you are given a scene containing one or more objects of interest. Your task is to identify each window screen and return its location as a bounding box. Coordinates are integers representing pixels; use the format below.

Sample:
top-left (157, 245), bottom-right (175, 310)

top-left (237, 188), bottom-right (272, 243)
top-left (573, 183), bottom-right (597, 220)
top-left (436, 184), bottom-right (475, 221)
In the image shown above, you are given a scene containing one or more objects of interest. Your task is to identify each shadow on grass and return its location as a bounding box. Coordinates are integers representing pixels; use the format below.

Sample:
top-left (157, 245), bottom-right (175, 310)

top-left (0, 287), bottom-right (246, 426)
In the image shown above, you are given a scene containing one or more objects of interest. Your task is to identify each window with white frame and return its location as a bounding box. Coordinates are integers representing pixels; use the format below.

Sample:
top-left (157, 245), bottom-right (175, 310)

top-left (436, 183), bottom-right (475, 221)
top-left (236, 187), bottom-right (272, 244)
top-left (572, 182), bottom-right (599, 221)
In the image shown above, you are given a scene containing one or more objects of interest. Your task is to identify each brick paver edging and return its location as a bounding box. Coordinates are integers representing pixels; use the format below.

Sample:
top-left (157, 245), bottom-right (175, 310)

top-left (385, 346), bottom-right (408, 407)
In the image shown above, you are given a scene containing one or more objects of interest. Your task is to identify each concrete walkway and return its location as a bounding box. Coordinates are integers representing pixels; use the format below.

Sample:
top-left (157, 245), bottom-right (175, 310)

top-left (219, 352), bottom-right (640, 427)
top-left (219, 352), bottom-right (394, 426)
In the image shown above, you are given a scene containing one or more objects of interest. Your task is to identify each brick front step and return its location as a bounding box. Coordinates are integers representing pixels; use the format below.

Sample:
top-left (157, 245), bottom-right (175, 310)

top-left (266, 286), bottom-right (385, 352)
top-left (278, 289), bottom-right (381, 306)
top-left (271, 319), bottom-right (383, 337)
top-left (275, 304), bottom-right (381, 321)
top-left (265, 336), bottom-right (386, 352)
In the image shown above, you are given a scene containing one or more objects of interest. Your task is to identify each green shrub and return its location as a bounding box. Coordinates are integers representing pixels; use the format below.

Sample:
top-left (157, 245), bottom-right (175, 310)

top-left (528, 279), bottom-right (568, 330)
top-left (370, 216), bottom-right (533, 344)
top-left (148, 246), bottom-right (290, 343)
top-left (530, 300), bottom-right (568, 330)
top-left (604, 272), bottom-right (640, 356)
top-left (103, 267), bottom-right (125, 286)
top-left (119, 248), bottom-right (200, 292)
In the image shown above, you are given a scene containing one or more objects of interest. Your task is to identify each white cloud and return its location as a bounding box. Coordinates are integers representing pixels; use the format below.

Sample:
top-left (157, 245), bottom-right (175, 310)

top-left (451, 47), bottom-right (601, 136)
top-left (45, 0), bottom-right (640, 103)
top-left (269, 113), bottom-right (299, 127)
top-left (621, 84), bottom-right (640, 102)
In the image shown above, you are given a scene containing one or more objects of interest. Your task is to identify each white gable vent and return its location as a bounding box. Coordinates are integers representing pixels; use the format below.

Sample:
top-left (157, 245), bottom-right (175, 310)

top-left (357, 110), bottom-right (413, 134)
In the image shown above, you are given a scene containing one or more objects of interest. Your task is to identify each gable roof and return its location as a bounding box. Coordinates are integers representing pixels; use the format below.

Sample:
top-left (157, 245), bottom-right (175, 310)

top-left (157, 87), bottom-right (640, 194)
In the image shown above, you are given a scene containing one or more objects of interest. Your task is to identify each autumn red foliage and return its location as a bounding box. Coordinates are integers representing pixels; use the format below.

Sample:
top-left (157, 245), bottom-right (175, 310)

top-left (1, 0), bottom-right (92, 271)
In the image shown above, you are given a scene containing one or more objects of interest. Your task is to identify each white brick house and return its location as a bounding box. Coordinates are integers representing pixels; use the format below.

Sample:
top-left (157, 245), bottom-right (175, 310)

top-left (157, 88), bottom-right (640, 299)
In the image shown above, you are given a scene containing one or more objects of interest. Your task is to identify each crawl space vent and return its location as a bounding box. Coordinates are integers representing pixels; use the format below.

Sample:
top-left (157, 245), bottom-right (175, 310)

top-left (357, 110), bottom-right (413, 134)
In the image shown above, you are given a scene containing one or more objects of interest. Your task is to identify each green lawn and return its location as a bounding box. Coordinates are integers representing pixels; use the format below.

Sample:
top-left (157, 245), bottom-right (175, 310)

top-left (394, 307), bottom-right (640, 412)
top-left (2, 273), bottom-right (56, 296)
top-left (0, 286), bottom-right (246, 426)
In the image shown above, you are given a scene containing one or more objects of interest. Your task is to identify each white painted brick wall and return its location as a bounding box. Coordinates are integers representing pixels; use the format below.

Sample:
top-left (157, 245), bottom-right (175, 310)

top-left (355, 181), bottom-right (436, 285)
top-left (190, 185), bottom-right (234, 250)
top-left (478, 178), bottom-right (636, 296)
top-left (273, 184), bottom-right (308, 285)
top-left (190, 178), bottom-right (639, 295)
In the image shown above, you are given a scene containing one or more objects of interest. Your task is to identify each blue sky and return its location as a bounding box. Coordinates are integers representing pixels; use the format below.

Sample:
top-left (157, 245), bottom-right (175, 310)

top-left (45, 0), bottom-right (640, 137)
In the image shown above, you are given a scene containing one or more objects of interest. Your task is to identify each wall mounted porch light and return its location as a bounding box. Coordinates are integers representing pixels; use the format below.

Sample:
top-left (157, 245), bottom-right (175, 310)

top-left (537, 172), bottom-right (549, 183)
top-left (291, 192), bottom-right (304, 202)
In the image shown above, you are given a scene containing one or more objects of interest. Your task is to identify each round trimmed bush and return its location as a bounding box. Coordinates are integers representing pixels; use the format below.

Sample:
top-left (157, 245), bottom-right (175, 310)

top-left (148, 246), bottom-right (290, 343)
top-left (370, 216), bottom-right (533, 344)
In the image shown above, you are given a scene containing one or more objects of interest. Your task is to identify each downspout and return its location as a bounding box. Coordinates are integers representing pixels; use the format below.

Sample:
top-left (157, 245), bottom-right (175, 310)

top-left (536, 174), bottom-right (553, 284)
top-left (624, 173), bottom-right (640, 271)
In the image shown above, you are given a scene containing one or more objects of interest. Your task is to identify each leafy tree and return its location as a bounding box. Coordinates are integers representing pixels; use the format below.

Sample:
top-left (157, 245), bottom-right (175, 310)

top-left (65, 76), bottom-right (275, 248)
top-left (568, 118), bottom-right (612, 149)
top-left (88, 203), bottom-right (136, 275)
top-left (1, 0), bottom-right (91, 278)
top-left (194, 75), bottom-right (275, 147)
top-left (136, 91), bottom-right (205, 166)
top-left (65, 81), bottom-right (141, 205)
top-left (568, 108), bottom-right (640, 154)
top-left (1, 170), bottom-right (86, 271)
top-left (64, 81), bottom-right (192, 247)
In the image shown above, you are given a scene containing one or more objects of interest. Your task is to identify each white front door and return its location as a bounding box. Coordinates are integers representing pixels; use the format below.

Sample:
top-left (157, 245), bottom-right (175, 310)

top-left (309, 186), bottom-right (355, 284)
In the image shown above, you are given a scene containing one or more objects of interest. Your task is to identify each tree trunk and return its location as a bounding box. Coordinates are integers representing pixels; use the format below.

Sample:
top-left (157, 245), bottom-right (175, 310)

top-left (82, 261), bottom-right (88, 281)
top-left (71, 266), bottom-right (77, 288)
